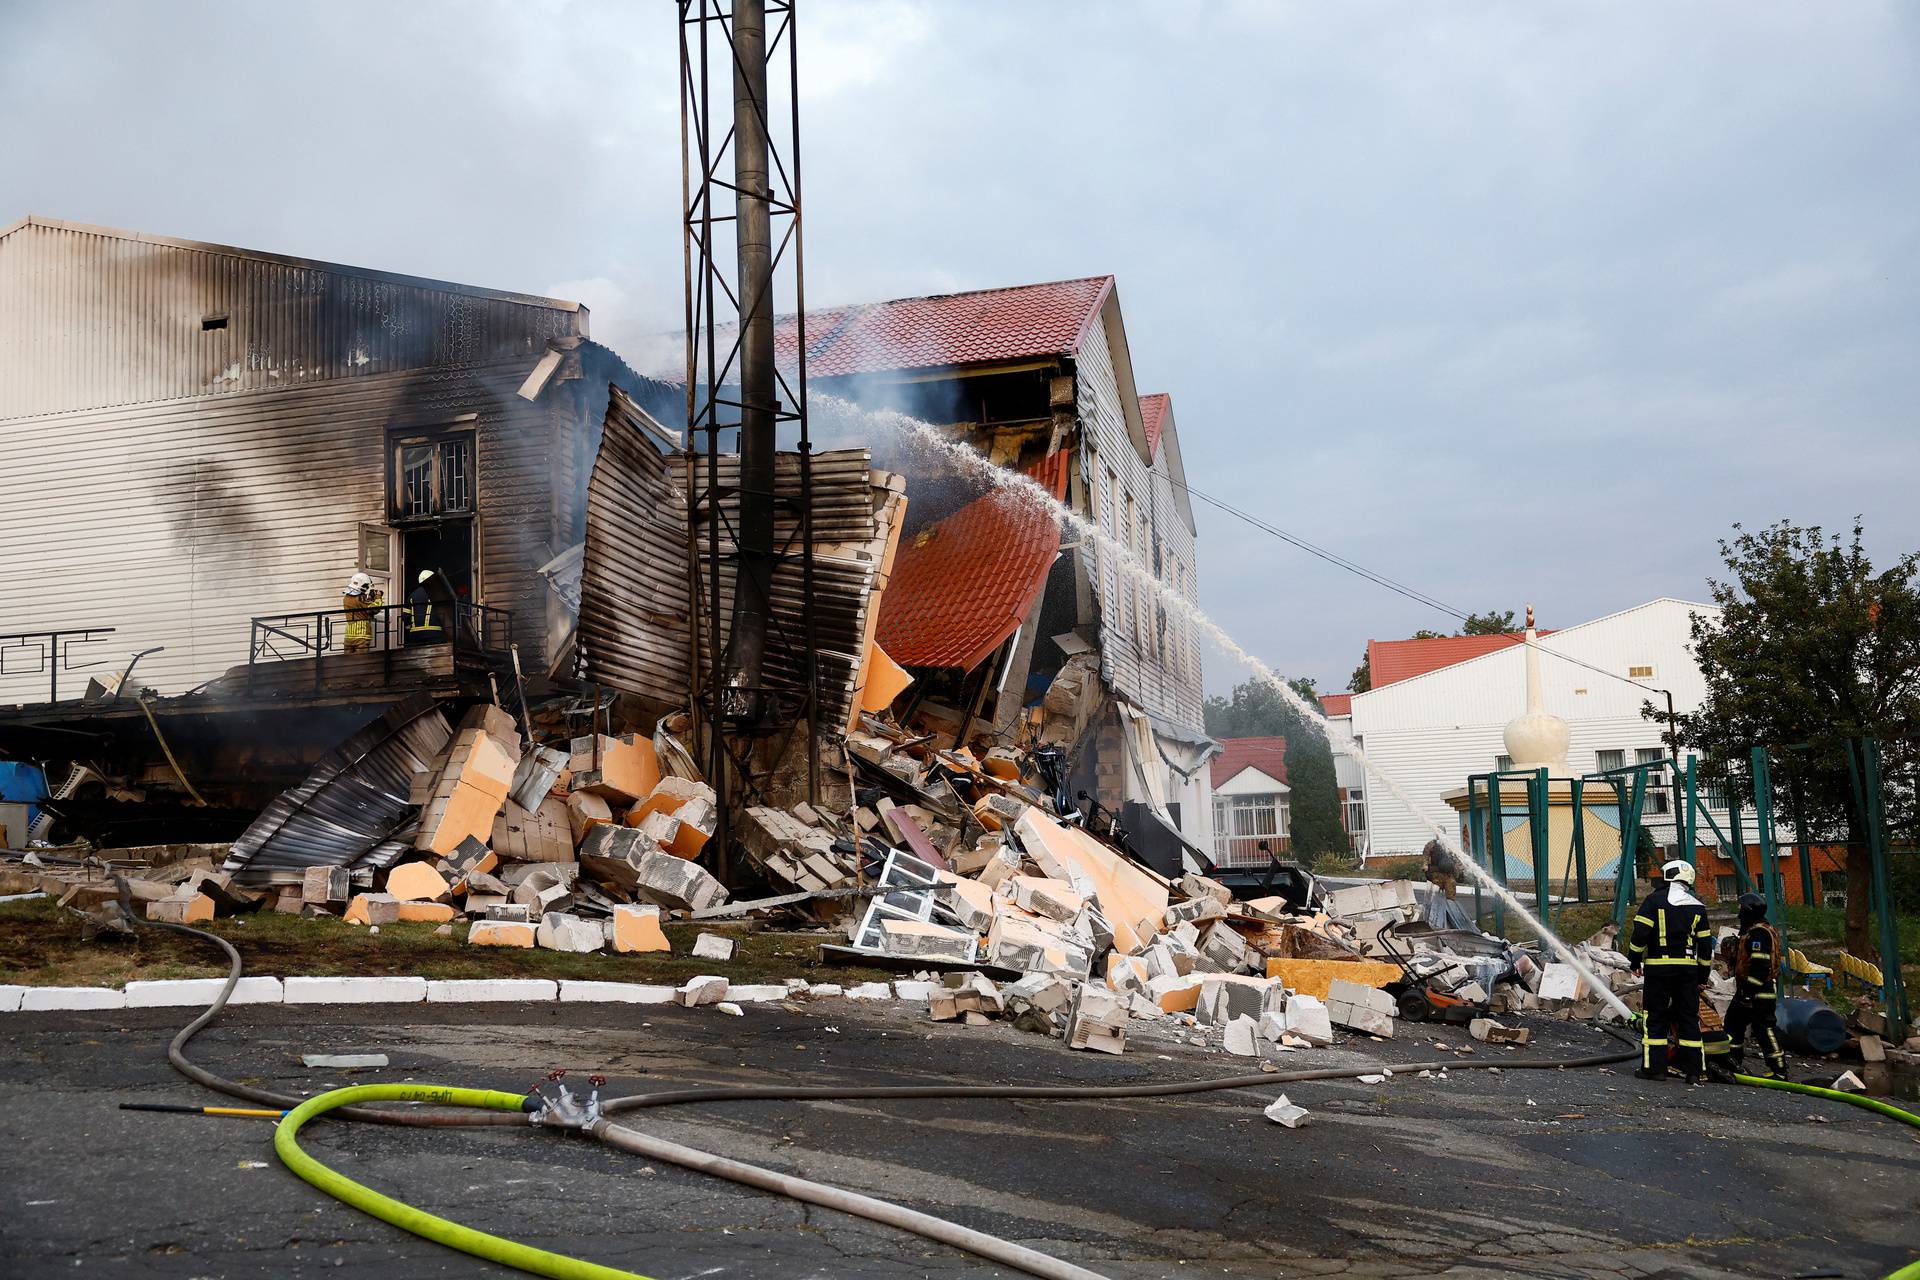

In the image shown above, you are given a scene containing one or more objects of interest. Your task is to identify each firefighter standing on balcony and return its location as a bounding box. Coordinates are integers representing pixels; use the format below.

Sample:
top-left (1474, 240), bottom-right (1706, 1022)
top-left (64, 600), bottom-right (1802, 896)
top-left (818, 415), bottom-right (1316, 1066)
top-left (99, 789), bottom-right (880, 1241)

top-left (406, 570), bottom-right (451, 644)
top-left (1723, 891), bottom-right (1790, 1080)
top-left (1625, 859), bottom-right (1715, 1082)
top-left (341, 572), bottom-right (383, 653)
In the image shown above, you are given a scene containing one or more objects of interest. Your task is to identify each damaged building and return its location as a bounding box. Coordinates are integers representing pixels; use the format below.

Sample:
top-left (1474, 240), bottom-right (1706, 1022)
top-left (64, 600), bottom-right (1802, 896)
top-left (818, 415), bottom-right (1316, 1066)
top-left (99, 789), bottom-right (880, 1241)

top-left (0, 215), bottom-right (684, 835)
top-left (799, 276), bottom-right (1218, 859)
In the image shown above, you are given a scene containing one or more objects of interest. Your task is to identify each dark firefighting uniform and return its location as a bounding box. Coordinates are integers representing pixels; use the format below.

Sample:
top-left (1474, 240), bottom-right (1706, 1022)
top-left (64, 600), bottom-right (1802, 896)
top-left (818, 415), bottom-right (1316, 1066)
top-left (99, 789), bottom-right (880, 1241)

top-left (1625, 880), bottom-right (1714, 1077)
top-left (1725, 920), bottom-right (1787, 1077)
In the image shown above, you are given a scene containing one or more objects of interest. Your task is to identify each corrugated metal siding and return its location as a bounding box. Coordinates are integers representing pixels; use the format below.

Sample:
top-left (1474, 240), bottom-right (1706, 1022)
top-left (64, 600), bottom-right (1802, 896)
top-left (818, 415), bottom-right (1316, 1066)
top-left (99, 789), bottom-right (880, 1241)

top-left (0, 219), bottom-right (581, 419)
top-left (0, 360), bottom-right (560, 703)
top-left (577, 386), bottom-right (694, 703)
top-left (674, 450), bottom-right (889, 728)
top-left (1073, 302), bottom-right (1204, 733)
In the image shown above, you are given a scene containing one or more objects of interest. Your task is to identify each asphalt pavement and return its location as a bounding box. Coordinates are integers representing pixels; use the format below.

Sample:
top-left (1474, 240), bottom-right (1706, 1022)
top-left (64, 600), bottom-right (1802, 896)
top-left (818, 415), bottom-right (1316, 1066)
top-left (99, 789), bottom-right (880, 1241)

top-left (1, 997), bottom-right (1914, 1279)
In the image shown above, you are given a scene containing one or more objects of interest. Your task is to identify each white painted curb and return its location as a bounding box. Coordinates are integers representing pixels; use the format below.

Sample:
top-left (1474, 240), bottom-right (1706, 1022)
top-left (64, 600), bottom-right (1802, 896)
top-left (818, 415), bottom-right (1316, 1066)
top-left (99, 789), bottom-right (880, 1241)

top-left (2, 976), bottom-right (934, 1012)
top-left (426, 979), bottom-right (559, 1003)
top-left (125, 977), bottom-right (284, 1008)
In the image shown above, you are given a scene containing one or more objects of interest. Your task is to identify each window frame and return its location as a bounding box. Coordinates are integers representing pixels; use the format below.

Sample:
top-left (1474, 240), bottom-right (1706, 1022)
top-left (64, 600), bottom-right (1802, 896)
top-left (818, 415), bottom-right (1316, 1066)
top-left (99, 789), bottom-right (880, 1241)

top-left (387, 424), bottom-right (479, 526)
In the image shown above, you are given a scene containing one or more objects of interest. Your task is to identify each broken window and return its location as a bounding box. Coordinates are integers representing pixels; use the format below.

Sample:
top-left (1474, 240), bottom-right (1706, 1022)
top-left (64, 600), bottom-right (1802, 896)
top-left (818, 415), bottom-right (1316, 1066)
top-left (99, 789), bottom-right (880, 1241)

top-left (389, 430), bottom-right (477, 524)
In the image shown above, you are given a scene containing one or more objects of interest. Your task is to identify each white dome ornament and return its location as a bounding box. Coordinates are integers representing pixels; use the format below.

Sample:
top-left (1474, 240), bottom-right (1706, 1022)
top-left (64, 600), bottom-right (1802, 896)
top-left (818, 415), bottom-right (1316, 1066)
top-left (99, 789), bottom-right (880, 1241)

top-left (1502, 604), bottom-right (1571, 774)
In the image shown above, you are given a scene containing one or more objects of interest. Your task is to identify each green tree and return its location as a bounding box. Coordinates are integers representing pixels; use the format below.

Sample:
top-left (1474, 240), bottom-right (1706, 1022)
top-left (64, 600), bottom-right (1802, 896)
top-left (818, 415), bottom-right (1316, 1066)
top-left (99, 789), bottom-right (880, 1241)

top-left (1460, 610), bottom-right (1518, 635)
top-left (1346, 613), bottom-right (1518, 694)
top-left (1203, 678), bottom-right (1347, 858)
top-left (1658, 520), bottom-right (1919, 956)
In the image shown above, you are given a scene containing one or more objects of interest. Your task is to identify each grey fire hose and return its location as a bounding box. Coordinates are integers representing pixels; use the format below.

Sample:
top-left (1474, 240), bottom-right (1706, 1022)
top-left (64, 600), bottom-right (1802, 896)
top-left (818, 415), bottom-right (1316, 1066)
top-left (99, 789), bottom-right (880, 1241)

top-left (125, 887), bottom-right (1641, 1280)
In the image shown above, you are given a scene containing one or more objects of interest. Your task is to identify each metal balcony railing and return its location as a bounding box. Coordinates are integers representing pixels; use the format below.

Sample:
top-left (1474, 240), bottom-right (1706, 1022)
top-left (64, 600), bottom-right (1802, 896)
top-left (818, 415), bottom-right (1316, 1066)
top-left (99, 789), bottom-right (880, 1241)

top-left (248, 603), bottom-right (512, 665)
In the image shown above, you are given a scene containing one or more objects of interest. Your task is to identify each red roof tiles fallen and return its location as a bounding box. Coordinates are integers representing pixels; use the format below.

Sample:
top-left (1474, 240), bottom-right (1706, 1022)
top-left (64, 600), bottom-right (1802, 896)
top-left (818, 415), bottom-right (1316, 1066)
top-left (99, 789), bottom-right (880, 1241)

top-left (1138, 393), bottom-right (1170, 460)
top-left (1210, 736), bottom-right (1290, 789)
top-left (875, 450), bottom-right (1072, 670)
top-left (1318, 693), bottom-right (1352, 717)
top-left (778, 276), bottom-right (1113, 379)
top-left (1367, 631), bottom-right (1550, 689)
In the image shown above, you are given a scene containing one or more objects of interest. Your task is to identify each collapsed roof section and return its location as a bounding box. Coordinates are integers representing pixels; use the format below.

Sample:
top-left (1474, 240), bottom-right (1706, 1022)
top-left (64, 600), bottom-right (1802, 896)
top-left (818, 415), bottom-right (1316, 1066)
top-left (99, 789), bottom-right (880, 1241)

top-left (876, 450), bottom-right (1071, 671)
top-left (223, 694), bottom-right (452, 882)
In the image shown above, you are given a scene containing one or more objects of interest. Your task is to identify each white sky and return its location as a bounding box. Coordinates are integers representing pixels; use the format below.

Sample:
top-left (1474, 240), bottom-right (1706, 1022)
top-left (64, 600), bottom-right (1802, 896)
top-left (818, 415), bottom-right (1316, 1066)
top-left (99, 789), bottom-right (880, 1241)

top-left (4, 1), bottom-right (1916, 695)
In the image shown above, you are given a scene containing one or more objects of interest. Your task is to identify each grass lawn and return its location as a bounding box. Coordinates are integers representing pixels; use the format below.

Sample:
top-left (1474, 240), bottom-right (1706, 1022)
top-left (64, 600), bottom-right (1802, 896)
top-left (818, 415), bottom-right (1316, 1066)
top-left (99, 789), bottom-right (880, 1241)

top-left (0, 897), bottom-right (895, 990)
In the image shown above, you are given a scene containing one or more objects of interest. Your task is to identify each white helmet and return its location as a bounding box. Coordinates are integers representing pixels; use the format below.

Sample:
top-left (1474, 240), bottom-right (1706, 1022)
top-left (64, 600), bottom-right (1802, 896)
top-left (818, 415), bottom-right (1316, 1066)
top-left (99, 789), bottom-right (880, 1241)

top-left (418, 570), bottom-right (434, 585)
top-left (1661, 859), bottom-right (1696, 886)
top-left (346, 572), bottom-right (372, 594)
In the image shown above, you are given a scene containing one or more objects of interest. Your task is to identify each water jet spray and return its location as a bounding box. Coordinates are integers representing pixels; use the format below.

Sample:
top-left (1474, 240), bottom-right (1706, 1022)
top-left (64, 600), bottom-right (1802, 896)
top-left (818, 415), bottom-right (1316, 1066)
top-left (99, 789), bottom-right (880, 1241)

top-left (810, 391), bottom-right (1635, 1022)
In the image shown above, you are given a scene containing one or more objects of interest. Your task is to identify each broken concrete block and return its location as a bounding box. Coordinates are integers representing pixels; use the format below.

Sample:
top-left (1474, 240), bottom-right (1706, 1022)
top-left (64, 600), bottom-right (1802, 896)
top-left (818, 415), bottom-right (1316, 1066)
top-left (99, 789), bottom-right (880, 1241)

top-left (1832, 1070), bottom-right (1865, 1092)
top-left (628, 776), bottom-right (716, 827)
top-left (1065, 984), bottom-right (1128, 1054)
top-left (936, 873), bottom-right (997, 932)
top-left (1264, 1094), bottom-right (1312, 1128)
top-left (415, 728), bottom-right (519, 856)
top-left (1198, 921), bottom-right (1255, 972)
top-left (632, 849), bottom-right (727, 912)
top-left (629, 808), bottom-right (681, 848)
top-left (1223, 1014), bottom-right (1261, 1057)
top-left (691, 932), bottom-right (737, 962)
top-left (469, 920), bottom-right (537, 947)
top-left (1006, 875), bottom-right (1084, 923)
top-left (1276, 994), bottom-right (1334, 1046)
top-left (388, 861), bottom-right (452, 903)
top-left (343, 893), bottom-right (401, 926)
top-left (396, 901), bottom-right (456, 923)
top-left (445, 836), bottom-right (499, 879)
top-left (569, 733), bottom-right (661, 806)
top-left (987, 909), bottom-right (1089, 978)
top-left (1176, 872), bottom-right (1233, 907)
top-left (1536, 963), bottom-right (1585, 1003)
top-left (1165, 895), bottom-right (1226, 928)
top-left (1859, 1035), bottom-right (1886, 1063)
top-left (679, 974), bottom-right (729, 1007)
top-left (973, 844), bottom-right (1023, 890)
top-left (1198, 974), bottom-right (1284, 1027)
top-left (875, 917), bottom-right (977, 961)
top-left (1324, 879), bottom-right (1417, 919)
top-left (1147, 972), bottom-right (1206, 1014)
top-left (536, 912), bottom-right (603, 953)
top-left (1469, 1017), bottom-right (1531, 1046)
top-left (565, 791), bottom-right (613, 843)
top-left (1326, 978), bottom-right (1396, 1038)
top-left (611, 904), bottom-right (671, 954)
top-left (302, 865), bottom-right (350, 905)
top-left (147, 892), bottom-right (215, 925)
top-left (1106, 953), bottom-right (1151, 995)
top-left (490, 796), bottom-right (572, 863)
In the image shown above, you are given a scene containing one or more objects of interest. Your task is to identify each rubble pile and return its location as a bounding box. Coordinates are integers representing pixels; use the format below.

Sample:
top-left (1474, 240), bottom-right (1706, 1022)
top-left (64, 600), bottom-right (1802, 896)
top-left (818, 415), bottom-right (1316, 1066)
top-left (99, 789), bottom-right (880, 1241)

top-left (7, 691), bottom-right (1658, 1061)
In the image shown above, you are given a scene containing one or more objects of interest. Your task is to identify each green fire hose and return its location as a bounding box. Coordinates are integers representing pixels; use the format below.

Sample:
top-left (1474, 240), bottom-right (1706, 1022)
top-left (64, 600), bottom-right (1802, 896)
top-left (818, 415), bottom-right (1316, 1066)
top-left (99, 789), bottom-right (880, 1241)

top-left (1732, 1072), bottom-right (1920, 1130)
top-left (275, 1083), bottom-right (656, 1280)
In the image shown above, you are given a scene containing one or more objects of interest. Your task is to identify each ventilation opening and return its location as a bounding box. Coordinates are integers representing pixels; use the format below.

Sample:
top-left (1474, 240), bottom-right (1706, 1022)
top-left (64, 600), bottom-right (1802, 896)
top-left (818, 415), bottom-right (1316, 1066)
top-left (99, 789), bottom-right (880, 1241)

top-left (201, 314), bottom-right (229, 331)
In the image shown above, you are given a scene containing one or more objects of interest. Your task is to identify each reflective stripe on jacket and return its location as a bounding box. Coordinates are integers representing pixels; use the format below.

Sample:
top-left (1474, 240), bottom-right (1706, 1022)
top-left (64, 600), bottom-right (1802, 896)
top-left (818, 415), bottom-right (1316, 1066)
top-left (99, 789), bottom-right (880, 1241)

top-left (1625, 883), bottom-right (1712, 968)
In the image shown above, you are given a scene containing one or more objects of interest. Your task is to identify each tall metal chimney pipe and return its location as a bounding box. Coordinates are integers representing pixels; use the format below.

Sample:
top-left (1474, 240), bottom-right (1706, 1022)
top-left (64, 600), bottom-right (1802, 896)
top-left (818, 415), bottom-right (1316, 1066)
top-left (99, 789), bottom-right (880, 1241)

top-left (723, 0), bottom-right (776, 722)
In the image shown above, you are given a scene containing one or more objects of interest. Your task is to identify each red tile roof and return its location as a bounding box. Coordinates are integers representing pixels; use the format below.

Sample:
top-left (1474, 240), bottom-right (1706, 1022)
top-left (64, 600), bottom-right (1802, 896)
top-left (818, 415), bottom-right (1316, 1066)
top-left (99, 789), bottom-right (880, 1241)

top-left (1138, 393), bottom-right (1170, 459)
top-left (1318, 693), bottom-right (1352, 717)
top-left (779, 276), bottom-right (1114, 379)
top-left (875, 450), bottom-right (1072, 670)
top-left (1367, 631), bottom-right (1551, 689)
top-left (1210, 736), bottom-right (1290, 789)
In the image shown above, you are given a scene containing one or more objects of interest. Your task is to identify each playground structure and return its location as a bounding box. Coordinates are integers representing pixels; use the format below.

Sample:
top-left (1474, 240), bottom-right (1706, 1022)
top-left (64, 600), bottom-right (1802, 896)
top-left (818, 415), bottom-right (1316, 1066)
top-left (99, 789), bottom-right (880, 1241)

top-left (1455, 737), bottom-right (1911, 1033)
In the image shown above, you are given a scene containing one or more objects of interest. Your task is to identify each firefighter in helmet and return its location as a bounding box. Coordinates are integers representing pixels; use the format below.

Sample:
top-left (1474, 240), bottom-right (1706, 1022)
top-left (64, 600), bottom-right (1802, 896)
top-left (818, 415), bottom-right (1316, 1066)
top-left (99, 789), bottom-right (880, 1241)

top-left (1624, 859), bottom-right (1714, 1082)
top-left (406, 570), bottom-right (450, 644)
top-left (1723, 892), bottom-right (1789, 1080)
top-left (341, 572), bottom-right (384, 653)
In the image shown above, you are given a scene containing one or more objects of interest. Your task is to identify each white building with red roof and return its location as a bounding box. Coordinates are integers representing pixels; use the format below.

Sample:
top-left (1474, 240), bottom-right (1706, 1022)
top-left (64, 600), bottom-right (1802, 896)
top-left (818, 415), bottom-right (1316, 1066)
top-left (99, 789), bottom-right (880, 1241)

top-left (1347, 598), bottom-right (1723, 862)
